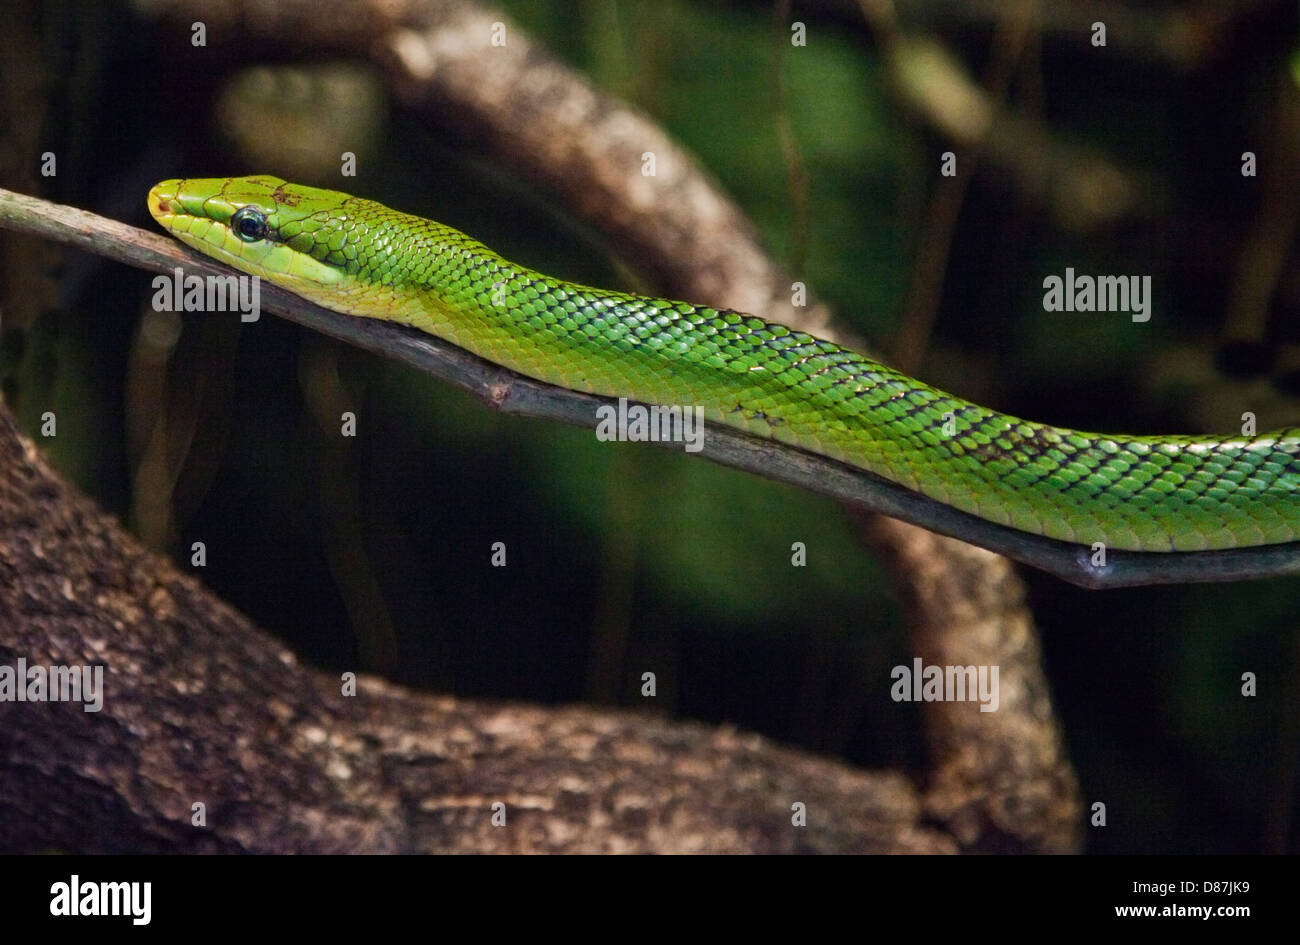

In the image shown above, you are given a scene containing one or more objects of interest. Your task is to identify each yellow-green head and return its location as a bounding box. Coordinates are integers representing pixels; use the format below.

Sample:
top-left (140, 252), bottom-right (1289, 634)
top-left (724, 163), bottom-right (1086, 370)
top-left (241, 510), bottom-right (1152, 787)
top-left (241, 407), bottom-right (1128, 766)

top-left (147, 175), bottom-right (466, 321)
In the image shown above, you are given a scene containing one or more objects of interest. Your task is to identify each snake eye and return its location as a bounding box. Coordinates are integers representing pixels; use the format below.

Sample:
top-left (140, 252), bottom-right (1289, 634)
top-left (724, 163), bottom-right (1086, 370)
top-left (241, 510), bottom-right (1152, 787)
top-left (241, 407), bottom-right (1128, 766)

top-left (231, 206), bottom-right (268, 242)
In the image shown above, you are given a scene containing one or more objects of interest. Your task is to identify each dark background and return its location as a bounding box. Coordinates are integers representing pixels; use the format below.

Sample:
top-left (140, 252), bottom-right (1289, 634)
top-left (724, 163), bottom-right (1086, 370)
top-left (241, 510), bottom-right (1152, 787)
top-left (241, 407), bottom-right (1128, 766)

top-left (2, 0), bottom-right (1298, 853)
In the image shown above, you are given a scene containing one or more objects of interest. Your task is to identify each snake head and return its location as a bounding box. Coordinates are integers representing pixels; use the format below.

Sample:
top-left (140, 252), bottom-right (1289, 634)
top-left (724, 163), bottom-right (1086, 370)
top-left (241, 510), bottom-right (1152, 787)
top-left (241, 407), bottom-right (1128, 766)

top-left (148, 175), bottom-right (359, 293)
top-left (149, 174), bottom-right (505, 329)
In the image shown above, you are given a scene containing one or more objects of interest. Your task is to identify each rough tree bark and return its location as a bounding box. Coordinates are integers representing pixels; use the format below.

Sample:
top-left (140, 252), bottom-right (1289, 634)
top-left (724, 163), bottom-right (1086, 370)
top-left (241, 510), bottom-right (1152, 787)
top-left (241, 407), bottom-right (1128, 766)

top-left (0, 408), bottom-right (957, 853)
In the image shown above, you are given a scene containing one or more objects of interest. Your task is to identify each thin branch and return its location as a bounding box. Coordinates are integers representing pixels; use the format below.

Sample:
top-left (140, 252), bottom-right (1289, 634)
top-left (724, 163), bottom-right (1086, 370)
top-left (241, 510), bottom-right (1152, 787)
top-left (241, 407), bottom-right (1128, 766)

top-left (865, 0), bottom-right (1039, 373)
top-left (3, 186), bottom-right (1296, 589)
top-left (877, 31), bottom-right (1141, 233)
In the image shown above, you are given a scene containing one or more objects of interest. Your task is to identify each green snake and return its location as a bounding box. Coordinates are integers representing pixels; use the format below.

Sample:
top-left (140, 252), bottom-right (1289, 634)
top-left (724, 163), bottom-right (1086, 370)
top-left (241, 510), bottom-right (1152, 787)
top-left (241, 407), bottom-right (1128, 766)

top-left (148, 175), bottom-right (1300, 553)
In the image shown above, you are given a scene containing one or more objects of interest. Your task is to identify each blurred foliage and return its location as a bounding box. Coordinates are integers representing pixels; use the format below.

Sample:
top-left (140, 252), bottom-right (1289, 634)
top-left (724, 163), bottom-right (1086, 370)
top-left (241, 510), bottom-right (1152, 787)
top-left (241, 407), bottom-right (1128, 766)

top-left (2, 0), bottom-right (1299, 852)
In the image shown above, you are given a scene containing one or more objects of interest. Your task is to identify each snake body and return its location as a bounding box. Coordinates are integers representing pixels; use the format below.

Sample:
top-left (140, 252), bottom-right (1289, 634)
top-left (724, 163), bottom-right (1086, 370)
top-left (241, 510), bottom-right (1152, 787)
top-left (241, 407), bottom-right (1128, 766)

top-left (148, 176), bottom-right (1300, 552)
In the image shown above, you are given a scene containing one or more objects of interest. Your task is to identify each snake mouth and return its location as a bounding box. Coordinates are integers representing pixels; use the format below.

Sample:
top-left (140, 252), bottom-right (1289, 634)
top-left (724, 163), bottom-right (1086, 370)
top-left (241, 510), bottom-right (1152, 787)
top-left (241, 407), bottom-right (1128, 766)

top-left (147, 180), bottom-right (181, 225)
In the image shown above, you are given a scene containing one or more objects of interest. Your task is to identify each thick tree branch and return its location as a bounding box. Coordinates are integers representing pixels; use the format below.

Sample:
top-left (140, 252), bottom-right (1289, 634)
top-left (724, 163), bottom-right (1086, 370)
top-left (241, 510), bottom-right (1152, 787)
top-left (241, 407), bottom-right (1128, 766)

top-left (0, 404), bottom-right (959, 852)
